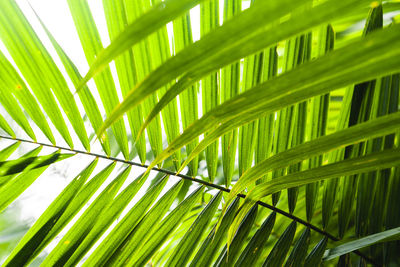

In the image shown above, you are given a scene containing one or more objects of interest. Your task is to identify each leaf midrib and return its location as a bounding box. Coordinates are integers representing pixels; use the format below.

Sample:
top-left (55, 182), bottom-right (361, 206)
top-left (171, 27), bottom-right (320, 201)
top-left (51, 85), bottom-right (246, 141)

top-left (0, 134), bottom-right (378, 265)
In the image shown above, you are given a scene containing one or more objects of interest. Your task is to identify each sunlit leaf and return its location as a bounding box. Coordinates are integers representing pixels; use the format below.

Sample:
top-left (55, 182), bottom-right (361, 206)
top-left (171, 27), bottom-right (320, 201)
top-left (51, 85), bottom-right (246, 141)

top-left (3, 160), bottom-right (97, 266)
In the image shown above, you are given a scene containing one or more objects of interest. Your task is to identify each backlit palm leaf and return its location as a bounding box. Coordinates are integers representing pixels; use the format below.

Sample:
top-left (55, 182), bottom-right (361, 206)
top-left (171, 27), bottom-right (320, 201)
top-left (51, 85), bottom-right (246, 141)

top-left (0, 0), bottom-right (399, 266)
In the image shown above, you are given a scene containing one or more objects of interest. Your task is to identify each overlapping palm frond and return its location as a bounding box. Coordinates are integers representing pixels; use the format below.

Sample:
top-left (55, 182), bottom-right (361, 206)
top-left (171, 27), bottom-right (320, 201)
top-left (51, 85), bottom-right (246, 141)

top-left (0, 0), bottom-right (399, 266)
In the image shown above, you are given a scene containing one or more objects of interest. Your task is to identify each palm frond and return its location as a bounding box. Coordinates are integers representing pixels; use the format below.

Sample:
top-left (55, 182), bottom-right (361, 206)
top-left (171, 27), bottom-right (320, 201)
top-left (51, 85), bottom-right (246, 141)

top-left (0, 0), bottom-right (399, 266)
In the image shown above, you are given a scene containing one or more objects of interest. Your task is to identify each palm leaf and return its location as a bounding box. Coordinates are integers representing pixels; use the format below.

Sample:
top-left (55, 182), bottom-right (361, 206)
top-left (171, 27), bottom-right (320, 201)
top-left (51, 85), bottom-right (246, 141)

top-left (324, 227), bottom-right (400, 261)
top-left (0, 0), bottom-right (399, 266)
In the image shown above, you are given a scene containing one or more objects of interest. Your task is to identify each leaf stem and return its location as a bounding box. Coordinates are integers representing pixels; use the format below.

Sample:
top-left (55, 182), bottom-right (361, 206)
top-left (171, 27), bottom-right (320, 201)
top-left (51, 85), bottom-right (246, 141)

top-left (0, 135), bottom-right (380, 266)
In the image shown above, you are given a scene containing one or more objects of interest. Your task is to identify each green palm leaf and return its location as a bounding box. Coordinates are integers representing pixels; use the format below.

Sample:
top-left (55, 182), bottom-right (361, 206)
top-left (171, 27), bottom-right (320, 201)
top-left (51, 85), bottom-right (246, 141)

top-left (0, 0), bottom-right (399, 266)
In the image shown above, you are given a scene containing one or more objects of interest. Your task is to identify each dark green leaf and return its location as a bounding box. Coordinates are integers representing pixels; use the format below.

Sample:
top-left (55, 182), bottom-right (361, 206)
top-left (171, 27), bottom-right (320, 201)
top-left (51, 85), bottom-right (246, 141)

top-left (263, 221), bottom-right (297, 267)
top-left (215, 204), bottom-right (258, 267)
top-left (236, 212), bottom-right (276, 266)
top-left (304, 237), bottom-right (328, 266)
top-left (0, 152), bottom-right (73, 177)
top-left (166, 191), bottom-right (222, 266)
